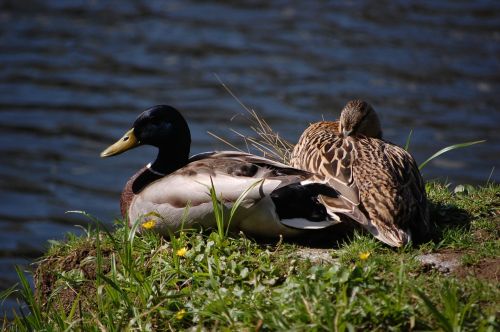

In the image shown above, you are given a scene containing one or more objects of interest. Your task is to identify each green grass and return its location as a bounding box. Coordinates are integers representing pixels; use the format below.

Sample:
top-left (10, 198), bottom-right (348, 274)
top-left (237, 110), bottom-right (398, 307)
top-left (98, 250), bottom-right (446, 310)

top-left (1, 183), bottom-right (499, 331)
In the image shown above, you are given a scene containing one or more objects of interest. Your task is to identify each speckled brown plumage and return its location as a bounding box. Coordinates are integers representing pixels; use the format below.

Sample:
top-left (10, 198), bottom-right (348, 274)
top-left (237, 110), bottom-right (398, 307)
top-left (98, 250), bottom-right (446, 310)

top-left (291, 100), bottom-right (431, 247)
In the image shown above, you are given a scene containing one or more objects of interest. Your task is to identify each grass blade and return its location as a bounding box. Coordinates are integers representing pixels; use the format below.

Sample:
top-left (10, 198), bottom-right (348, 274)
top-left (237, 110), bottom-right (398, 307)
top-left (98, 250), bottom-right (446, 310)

top-left (418, 140), bottom-right (485, 170)
top-left (207, 131), bottom-right (245, 153)
top-left (208, 177), bottom-right (225, 240)
top-left (66, 210), bottom-right (118, 247)
top-left (414, 288), bottom-right (453, 332)
top-left (227, 179), bottom-right (264, 236)
top-left (404, 129), bottom-right (413, 151)
top-left (15, 266), bottom-right (43, 330)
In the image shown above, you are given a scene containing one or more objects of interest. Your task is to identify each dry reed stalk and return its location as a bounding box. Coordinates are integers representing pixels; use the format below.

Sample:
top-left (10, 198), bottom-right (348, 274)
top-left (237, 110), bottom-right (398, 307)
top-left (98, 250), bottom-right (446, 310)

top-left (209, 75), bottom-right (294, 164)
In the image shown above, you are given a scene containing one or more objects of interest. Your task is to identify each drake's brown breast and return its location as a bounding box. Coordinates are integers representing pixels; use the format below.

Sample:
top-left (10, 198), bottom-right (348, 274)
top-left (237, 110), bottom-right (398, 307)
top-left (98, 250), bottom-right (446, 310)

top-left (120, 166), bottom-right (164, 218)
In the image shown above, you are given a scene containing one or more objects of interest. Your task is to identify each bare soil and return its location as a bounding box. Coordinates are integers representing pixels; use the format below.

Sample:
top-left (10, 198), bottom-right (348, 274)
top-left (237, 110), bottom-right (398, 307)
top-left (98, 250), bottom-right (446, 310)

top-left (34, 241), bottom-right (113, 314)
top-left (454, 257), bottom-right (499, 282)
top-left (417, 249), bottom-right (499, 283)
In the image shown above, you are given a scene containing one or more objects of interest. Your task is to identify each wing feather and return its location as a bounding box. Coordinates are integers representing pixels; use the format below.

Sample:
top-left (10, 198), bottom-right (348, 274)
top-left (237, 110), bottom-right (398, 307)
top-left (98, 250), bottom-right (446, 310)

top-left (129, 151), bottom-right (317, 227)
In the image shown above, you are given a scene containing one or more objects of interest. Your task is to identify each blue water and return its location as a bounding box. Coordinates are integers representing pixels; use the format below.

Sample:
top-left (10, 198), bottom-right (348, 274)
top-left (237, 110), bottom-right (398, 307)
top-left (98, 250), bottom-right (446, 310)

top-left (0, 0), bottom-right (499, 316)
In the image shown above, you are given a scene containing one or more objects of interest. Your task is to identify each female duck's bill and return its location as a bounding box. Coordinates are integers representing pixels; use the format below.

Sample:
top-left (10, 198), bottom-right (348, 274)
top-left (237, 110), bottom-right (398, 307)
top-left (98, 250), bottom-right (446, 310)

top-left (100, 105), bottom-right (356, 240)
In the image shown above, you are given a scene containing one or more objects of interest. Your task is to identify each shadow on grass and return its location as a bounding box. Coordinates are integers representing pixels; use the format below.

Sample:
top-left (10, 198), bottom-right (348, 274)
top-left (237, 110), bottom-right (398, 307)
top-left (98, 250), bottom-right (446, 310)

top-left (252, 220), bottom-right (359, 249)
top-left (261, 198), bottom-right (475, 249)
top-left (427, 200), bottom-right (473, 245)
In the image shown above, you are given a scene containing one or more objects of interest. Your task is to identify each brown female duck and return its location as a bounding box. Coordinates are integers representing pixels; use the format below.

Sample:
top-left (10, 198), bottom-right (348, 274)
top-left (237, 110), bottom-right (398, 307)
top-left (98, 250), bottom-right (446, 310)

top-left (290, 100), bottom-right (432, 247)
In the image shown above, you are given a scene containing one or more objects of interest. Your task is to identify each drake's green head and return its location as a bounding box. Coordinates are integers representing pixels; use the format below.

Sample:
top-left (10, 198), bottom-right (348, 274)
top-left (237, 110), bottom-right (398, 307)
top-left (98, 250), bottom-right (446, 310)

top-left (100, 105), bottom-right (191, 158)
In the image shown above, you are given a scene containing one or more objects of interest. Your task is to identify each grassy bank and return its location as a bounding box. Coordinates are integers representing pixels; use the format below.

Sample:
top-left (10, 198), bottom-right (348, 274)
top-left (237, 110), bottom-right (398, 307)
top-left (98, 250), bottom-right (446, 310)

top-left (2, 182), bottom-right (499, 331)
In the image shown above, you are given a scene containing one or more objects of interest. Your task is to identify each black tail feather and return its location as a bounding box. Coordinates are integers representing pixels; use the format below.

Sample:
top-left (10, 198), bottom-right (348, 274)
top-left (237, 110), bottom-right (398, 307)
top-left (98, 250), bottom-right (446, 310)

top-left (271, 183), bottom-right (338, 221)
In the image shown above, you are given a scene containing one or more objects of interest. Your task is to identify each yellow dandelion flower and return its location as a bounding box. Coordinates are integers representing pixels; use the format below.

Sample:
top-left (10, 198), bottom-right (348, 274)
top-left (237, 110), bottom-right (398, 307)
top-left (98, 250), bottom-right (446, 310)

top-left (175, 308), bottom-right (186, 320)
top-left (359, 251), bottom-right (371, 260)
top-left (142, 220), bottom-right (156, 230)
top-left (176, 247), bottom-right (188, 257)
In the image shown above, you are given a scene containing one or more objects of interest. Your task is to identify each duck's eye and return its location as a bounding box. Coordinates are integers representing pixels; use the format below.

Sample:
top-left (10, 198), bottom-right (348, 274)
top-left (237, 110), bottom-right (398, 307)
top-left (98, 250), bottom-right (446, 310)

top-left (123, 136), bottom-right (129, 142)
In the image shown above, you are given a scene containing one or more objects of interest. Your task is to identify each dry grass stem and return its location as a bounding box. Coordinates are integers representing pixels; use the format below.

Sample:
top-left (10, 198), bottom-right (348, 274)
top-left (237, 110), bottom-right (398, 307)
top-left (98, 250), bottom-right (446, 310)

top-left (212, 74), bottom-right (294, 164)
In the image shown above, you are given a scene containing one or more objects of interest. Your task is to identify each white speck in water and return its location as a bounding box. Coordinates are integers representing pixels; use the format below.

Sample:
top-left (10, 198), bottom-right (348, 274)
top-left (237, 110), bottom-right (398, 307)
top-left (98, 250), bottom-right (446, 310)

top-left (477, 82), bottom-right (491, 93)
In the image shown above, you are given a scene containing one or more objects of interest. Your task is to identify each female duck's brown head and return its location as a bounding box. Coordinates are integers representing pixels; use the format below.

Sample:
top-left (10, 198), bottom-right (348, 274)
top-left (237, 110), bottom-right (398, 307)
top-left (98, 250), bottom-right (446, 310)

top-left (101, 105), bottom-right (192, 175)
top-left (339, 100), bottom-right (382, 139)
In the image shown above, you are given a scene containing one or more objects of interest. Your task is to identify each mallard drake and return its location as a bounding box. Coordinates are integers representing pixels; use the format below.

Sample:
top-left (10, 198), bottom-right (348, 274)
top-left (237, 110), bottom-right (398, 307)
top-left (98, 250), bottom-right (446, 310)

top-left (100, 105), bottom-right (345, 238)
top-left (290, 100), bottom-right (431, 247)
